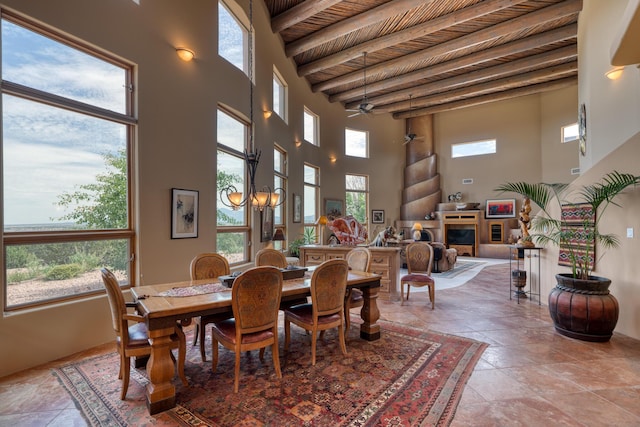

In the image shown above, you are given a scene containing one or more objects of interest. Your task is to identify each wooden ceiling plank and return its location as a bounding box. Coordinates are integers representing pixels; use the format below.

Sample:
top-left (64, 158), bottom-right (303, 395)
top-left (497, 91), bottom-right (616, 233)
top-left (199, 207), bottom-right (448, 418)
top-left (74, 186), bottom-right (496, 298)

top-left (345, 44), bottom-right (577, 108)
top-left (271, 0), bottom-right (343, 33)
top-left (284, 0), bottom-right (431, 57)
top-left (313, 0), bottom-right (581, 92)
top-left (385, 62), bottom-right (577, 113)
top-left (393, 77), bottom-right (577, 118)
top-left (334, 26), bottom-right (576, 104)
top-left (298, 0), bottom-right (529, 77)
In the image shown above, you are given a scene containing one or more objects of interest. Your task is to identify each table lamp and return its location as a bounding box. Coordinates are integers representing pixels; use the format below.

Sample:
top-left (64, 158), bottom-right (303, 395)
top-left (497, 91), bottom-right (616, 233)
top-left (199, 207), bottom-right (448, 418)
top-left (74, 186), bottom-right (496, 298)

top-left (272, 227), bottom-right (286, 252)
top-left (316, 215), bottom-right (328, 245)
top-left (412, 222), bottom-right (423, 241)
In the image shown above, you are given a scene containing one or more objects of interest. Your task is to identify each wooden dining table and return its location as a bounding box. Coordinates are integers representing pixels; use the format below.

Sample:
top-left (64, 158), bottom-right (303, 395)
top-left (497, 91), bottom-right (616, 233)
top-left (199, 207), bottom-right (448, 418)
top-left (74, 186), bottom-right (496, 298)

top-left (130, 269), bottom-right (381, 415)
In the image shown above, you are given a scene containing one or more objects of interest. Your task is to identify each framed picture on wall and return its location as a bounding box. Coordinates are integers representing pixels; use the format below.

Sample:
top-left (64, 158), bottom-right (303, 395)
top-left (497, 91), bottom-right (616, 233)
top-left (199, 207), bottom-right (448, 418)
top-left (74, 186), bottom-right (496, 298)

top-left (324, 198), bottom-right (344, 220)
top-left (293, 193), bottom-right (302, 223)
top-left (485, 199), bottom-right (516, 219)
top-left (372, 209), bottom-right (385, 224)
top-left (171, 188), bottom-right (198, 239)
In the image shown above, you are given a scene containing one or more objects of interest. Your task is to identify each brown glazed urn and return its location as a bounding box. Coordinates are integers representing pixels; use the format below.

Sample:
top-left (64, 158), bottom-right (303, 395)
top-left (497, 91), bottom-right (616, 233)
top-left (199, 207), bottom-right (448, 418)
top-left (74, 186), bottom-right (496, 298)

top-left (548, 274), bottom-right (619, 342)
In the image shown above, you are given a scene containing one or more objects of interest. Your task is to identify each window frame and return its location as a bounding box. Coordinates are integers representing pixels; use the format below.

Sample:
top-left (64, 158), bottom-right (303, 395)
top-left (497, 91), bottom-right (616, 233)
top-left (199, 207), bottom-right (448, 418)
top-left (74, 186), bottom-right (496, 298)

top-left (1, 11), bottom-right (136, 311)
top-left (303, 107), bottom-right (319, 146)
top-left (218, 0), bottom-right (251, 77)
top-left (272, 66), bottom-right (287, 121)
top-left (303, 163), bottom-right (320, 243)
top-left (345, 128), bottom-right (369, 158)
top-left (561, 123), bottom-right (579, 143)
top-left (451, 139), bottom-right (497, 158)
top-left (273, 144), bottom-right (287, 251)
top-left (216, 105), bottom-right (251, 265)
top-left (345, 173), bottom-right (369, 228)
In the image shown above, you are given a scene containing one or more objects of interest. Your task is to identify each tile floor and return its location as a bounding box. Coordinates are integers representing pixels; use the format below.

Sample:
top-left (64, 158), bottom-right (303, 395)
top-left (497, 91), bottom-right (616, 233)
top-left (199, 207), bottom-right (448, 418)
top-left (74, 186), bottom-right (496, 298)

top-left (1, 259), bottom-right (640, 426)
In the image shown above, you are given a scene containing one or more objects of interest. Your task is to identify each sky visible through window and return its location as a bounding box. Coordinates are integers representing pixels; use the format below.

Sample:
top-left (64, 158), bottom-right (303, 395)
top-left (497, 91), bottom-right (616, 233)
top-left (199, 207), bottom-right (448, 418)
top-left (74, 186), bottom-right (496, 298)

top-left (2, 19), bottom-right (127, 227)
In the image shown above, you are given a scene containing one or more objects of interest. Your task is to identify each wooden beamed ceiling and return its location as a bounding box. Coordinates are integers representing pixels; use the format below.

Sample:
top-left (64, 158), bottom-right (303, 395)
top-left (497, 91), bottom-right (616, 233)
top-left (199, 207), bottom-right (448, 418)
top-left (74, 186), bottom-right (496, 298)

top-left (263, 0), bottom-right (581, 119)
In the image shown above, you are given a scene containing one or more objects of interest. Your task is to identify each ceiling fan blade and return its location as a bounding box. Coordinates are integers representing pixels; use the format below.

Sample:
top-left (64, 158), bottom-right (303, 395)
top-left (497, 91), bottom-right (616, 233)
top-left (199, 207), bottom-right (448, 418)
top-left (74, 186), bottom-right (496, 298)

top-left (347, 112), bottom-right (361, 118)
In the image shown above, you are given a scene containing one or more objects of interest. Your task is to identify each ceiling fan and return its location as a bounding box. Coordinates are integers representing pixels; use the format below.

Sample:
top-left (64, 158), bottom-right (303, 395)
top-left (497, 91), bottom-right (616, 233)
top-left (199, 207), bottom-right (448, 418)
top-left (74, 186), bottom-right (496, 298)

top-left (403, 95), bottom-right (425, 144)
top-left (347, 52), bottom-right (375, 118)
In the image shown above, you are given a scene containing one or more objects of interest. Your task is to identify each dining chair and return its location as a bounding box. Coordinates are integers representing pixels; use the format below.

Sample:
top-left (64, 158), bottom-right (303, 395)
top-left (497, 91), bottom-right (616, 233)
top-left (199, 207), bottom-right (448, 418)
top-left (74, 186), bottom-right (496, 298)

top-left (344, 247), bottom-right (371, 331)
top-left (284, 259), bottom-right (349, 366)
top-left (255, 248), bottom-right (288, 268)
top-left (210, 266), bottom-right (283, 392)
top-left (190, 253), bottom-right (231, 362)
top-left (101, 268), bottom-right (187, 400)
top-left (400, 242), bottom-right (435, 309)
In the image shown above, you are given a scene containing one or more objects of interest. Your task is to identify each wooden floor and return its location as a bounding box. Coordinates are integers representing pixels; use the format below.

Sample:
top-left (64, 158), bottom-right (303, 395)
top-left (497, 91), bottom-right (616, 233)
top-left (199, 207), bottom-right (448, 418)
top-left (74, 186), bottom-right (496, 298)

top-left (1, 261), bottom-right (640, 426)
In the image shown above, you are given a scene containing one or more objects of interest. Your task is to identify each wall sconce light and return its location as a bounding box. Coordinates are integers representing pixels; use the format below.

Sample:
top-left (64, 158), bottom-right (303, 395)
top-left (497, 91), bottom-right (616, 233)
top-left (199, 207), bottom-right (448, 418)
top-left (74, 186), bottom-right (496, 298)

top-left (295, 140), bottom-right (302, 148)
top-left (176, 47), bottom-right (195, 62)
top-left (263, 110), bottom-right (273, 119)
top-left (329, 155), bottom-right (337, 163)
top-left (605, 67), bottom-right (624, 80)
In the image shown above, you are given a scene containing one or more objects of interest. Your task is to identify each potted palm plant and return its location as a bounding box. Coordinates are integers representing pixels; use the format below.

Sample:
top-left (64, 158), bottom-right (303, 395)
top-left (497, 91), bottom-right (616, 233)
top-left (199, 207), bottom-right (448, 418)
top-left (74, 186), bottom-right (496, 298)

top-left (496, 171), bottom-right (640, 342)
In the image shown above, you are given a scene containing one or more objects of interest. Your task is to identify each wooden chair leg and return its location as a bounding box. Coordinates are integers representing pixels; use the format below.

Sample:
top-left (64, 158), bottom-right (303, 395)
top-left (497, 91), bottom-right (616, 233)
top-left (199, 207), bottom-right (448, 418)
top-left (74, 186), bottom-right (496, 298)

top-left (259, 347), bottom-right (265, 361)
top-left (311, 327), bottom-right (318, 366)
top-left (234, 349), bottom-right (241, 393)
top-left (211, 338), bottom-right (219, 372)
top-left (284, 319), bottom-right (291, 352)
top-left (400, 283), bottom-right (405, 306)
top-left (199, 324), bottom-right (207, 362)
top-left (272, 338), bottom-right (282, 379)
top-left (338, 323), bottom-right (347, 356)
top-left (192, 320), bottom-right (200, 346)
top-left (120, 355), bottom-right (130, 400)
top-left (429, 284), bottom-right (435, 310)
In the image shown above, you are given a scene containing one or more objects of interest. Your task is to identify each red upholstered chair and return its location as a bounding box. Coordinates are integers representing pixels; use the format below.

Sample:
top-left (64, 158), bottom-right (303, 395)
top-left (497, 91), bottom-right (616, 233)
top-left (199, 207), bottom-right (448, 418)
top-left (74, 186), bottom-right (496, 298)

top-left (284, 259), bottom-right (349, 365)
top-left (400, 242), bottom-right (435, 309)
top-left (101, 268), bottom-right (187, 400)
top-left (190, 253), bottom-right (231, 361)
top-left (210, 266), bottom-right (283, 392)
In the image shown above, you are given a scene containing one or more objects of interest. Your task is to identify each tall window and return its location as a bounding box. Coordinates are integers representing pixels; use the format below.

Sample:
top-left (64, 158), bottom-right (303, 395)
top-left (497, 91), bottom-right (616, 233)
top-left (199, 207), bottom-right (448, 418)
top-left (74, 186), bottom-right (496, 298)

top-left (303, 107), bottom-right (319, 146)
top-left (273, 67), bottom-right (287, 120)
top-left (303, 164), bottom-right (319, 242)
top-left (218, 0), bottom-right (249, 76)
top-left (216, 107), bottom-right (250, 264)
top-left (273, 145), bottom-right (287, 251)
top-left (345, 128), bottom-right (368, 158)
top-left (2, 14), bottom-right (135, 310)
top-left (345, 174), bottom-right (368, 226)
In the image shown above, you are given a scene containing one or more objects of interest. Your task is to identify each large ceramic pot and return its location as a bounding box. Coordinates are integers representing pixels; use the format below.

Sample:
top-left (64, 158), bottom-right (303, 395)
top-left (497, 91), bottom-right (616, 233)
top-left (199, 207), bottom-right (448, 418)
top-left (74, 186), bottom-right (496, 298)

top-left (548, 273), bottom-right (619, 342)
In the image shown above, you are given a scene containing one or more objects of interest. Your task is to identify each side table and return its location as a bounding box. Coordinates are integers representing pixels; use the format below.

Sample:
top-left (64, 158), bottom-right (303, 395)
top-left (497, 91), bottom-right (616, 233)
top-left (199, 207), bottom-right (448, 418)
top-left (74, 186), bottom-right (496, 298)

top-left (508, 245), bottom-right (542, 305)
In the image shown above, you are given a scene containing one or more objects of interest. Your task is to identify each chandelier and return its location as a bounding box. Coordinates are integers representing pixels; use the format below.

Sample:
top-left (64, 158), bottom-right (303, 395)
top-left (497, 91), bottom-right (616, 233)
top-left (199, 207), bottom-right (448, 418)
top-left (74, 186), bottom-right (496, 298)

top-left (219, 0), bottom-right (284, 212)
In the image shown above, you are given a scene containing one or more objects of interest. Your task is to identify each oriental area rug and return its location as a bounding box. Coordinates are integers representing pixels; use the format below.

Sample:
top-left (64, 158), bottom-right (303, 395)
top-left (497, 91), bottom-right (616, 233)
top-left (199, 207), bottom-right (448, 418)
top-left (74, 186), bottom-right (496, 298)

top-left (53, 320), bottom-right (487, 426)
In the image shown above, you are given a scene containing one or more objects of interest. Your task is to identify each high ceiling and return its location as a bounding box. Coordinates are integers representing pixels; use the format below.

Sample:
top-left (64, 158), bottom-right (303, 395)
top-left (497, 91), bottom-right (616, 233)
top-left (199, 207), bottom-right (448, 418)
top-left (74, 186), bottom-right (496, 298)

top-left (263, 0), bottom-right (581, 120)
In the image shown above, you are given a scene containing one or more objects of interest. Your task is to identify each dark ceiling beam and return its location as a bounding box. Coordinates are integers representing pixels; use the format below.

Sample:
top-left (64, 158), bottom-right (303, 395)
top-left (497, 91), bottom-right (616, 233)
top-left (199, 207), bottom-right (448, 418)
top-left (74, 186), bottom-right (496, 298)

top-left (344, 45), bottom-right (577, 109)
top-left (271, 0), bottom-right (342, 33)
top-left (313, 0), bottom-right (581, 93)
top-left (297, 0), bottom-right (528, 77)
top-left (284, 0), bottom-right (430, 57)
top-left (385, 62), bottom-right (577, 115)
top-left (393, 77), bottom-right (577, 118)
top-left (335, 25), bottom-right (576, 104)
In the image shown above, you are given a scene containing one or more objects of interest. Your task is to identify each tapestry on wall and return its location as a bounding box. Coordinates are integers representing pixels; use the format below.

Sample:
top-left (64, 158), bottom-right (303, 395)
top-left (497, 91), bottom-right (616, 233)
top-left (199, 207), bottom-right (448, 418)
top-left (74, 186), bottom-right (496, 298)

top-left (558, 203), bottom-right (595, 270)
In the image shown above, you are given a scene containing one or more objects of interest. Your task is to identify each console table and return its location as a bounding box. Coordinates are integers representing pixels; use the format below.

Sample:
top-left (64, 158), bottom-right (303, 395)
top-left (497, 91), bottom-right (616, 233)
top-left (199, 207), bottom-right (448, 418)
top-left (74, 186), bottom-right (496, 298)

top-left (299, 245), bottom-right (401, 301)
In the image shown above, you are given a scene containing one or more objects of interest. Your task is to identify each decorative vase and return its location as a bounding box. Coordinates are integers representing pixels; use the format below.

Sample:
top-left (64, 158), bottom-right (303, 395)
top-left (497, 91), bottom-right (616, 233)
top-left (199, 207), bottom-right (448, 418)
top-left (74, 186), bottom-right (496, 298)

top-left (548, 273), bottom-right (619, 342)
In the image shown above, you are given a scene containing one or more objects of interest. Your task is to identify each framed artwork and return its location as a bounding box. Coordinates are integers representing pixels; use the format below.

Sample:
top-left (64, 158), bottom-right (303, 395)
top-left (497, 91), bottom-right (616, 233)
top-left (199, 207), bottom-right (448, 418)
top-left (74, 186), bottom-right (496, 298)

top-left (260, 207), bottom-right (274, 242)
top-left (578, 103), bottom-right (587, 156)
top-left (171, 188), bottom-right (198, 239)
top-left (372, 209), bottom-right (385, 224)
top-left (324, 198), bottom-right (344, 220)
top-left (485, 199), bottom-right (516, 219)
top-left (293, 193), bottom-right (302, 223)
